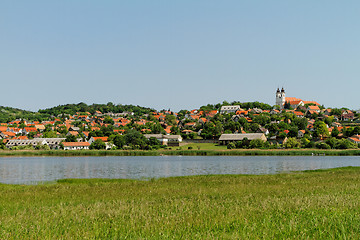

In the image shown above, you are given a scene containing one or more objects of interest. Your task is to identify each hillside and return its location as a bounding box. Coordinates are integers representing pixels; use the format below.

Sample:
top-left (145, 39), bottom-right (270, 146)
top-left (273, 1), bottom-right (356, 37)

top-left (38, 102), bottom-right (155, 117)
top-left (0, 106), bottom-right (49, 123)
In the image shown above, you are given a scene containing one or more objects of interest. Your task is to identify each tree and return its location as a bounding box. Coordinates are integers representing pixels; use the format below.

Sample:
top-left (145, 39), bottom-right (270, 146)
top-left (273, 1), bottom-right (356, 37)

top-left (284, 137), bottom-right (300, 149)
top-left (148, 137), bottom-right (161, 146)
top-left (124, 130), bottom-right (147, 148)
top-left (111, 135), bottom-right (125, 149)
top-left (90, 139), bottom-right (106, 150)
top-left (43, 131), bottom-right (57, 138)
top-left (331, 127), bottom-right (340, 137)
top-left (65, 135), bottom-right (77, 142)
top-left (314, 121), bottom-right (329, 138)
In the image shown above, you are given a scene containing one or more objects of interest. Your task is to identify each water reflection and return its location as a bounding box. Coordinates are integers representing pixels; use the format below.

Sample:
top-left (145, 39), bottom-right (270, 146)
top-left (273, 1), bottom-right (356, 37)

top-left (0, 156), bottom-right (359, 184)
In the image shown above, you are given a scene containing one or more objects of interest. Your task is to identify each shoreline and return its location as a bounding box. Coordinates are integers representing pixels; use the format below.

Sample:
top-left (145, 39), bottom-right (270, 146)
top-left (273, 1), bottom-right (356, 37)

top-left (0, 149), bottom-right (360, 157)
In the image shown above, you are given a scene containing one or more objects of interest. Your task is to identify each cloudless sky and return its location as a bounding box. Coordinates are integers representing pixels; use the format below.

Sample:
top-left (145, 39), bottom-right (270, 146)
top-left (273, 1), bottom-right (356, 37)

top-left (1, 1), bottom-right (360, 111)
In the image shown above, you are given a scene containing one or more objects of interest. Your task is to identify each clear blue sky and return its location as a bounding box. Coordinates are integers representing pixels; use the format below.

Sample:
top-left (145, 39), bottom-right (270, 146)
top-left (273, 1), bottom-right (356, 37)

top-left (1, 1), bottom-right (360, 111)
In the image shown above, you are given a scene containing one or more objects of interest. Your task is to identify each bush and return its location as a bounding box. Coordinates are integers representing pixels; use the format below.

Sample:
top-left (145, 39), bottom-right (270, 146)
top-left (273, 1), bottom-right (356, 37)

top-left (284, 138), bottom-right (301, 149)
top-left (315, 142), bottom-right (331, 149)
top-left (227, 142), bottom-right (236, 149)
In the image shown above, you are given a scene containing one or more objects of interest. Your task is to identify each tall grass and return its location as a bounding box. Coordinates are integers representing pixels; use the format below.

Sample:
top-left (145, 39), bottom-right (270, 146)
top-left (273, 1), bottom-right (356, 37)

top-left (1, 167), bottom-right (360, 238)
top-left (0, 148), bottom-right (360, 157)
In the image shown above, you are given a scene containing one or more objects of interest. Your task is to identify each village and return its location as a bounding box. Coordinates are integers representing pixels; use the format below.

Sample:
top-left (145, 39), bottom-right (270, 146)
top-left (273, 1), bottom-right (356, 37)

top-left (0, 88), bottom-right (359, 151)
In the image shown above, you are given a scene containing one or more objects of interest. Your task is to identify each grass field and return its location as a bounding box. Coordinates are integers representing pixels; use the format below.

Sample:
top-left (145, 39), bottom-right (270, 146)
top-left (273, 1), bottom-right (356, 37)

top-left (177, 142), bottom-right (228, 150)
top-left (1, 167), bottom-right (360, 239)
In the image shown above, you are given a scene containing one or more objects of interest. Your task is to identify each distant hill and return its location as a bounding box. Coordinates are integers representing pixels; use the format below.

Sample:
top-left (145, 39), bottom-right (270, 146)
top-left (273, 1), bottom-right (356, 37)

top-left (0, 106), bottom-right (49, 123)
top-left (38, 102), bottom-right (155, 117)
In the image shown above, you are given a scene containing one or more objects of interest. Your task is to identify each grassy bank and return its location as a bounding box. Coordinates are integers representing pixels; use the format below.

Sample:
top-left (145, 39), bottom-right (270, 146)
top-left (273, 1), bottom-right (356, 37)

top-left (1, 167), bottom-right (360, 238)
top-left (1, 148), bottom-right (360, 157)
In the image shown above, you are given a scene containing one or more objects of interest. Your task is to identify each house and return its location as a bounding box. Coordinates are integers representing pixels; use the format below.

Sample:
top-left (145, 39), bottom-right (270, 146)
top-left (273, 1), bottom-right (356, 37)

top-left (144, 134), bottom-right (182, 146)
top-left (63, 142), bottom-right (90, 150)
top-left (348, 135), bottom-right (360, 145)
top-left (323, 109), bottom-right (332, 116)
top-left (294, 111), bottom-right (304, 118)
top-left (22, 127), bottom-right (38, 135)
top-left (307, 105), bottom-right (321, 113)
top-left (341, 110), bottom-right (354, 121)
top-left (268, 136), bottom-right (288, 145)
top-left (257, 127), bottom-right (269, 135)
top-left (219, 133), bottom-right (266, 145)
top-left (67, 131), bottom-right (79, 137)
top-left (298, 130), bottom-right (306, 138)
top-left (33, 138), bottom-right (65, 149)
top-left (6, 139), bottom-right (48, 149)
top-left (88, 136), bottom-right (114, 150)
top-left (35, 124), bottom-right (46, 132)
top-left (220, 105), bottom-right (241, 114)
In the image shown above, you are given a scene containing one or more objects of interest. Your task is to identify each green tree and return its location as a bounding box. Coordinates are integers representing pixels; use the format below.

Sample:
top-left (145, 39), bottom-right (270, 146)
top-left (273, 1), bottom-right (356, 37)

top-left (65, 135), bottom-right (77, 142)
top-left (90, 139), bottom-right (106, 150)
top-left (284, 138), bottom-right (301, 149)
top-left (314, 121), bottom-right (329, 138)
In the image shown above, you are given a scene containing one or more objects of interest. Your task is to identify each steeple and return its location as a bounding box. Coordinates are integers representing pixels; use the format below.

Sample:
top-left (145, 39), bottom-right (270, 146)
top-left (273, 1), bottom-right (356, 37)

top-left (276, 87), bottom-right (286, 109)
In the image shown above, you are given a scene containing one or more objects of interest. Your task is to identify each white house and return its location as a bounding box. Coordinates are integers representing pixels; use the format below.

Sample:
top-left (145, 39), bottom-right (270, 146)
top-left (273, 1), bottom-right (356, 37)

top-left (63, 142), bottom-right (90, 150)
top-left (220, 105), bottom-right (241, 114)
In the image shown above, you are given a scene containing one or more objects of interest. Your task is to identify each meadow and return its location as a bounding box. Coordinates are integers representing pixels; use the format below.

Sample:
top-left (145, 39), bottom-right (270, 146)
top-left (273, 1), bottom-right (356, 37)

top-left (1, 167), bottom-right (360, 239)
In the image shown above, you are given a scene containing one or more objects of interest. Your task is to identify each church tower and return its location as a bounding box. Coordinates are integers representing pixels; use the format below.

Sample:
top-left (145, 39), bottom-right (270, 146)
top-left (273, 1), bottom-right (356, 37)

top-left (275, 88), bottom-right (286, 108)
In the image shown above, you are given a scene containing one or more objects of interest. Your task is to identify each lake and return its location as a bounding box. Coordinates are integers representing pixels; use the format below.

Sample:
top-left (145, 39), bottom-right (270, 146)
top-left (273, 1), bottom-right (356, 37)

top-left (0, 155), bottom-right (360, 184)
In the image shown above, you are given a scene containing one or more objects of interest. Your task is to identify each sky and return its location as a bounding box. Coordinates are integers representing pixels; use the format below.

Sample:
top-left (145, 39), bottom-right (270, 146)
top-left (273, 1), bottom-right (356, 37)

top-left (1, 1), bottom-right (360, 112)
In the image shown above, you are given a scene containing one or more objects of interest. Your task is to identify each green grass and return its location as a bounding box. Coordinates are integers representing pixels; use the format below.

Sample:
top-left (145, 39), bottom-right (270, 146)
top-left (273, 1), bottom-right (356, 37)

top-left (1, 167), bottom-right (360, 238)
top-left (1, 146), bottom-right (360, 157)
top-left (180, 142), bottom-right (228, 150)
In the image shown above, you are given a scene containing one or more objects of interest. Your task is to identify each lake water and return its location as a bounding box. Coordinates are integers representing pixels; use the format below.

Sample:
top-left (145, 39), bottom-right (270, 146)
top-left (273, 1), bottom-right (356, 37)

top-left (0, 156), bottom-right (360, 184)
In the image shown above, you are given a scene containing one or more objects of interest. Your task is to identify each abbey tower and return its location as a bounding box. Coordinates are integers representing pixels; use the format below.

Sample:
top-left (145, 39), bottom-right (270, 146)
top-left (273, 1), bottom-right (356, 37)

top-left (276, 88), bottom-right (286, 108)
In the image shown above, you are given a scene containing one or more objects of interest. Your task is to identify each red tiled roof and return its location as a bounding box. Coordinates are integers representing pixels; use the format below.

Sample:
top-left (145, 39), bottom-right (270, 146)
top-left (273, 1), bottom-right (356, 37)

top-left (63, 142), bottom-right (90, 147)
top-left (92, 137), bottom-right (108, 142)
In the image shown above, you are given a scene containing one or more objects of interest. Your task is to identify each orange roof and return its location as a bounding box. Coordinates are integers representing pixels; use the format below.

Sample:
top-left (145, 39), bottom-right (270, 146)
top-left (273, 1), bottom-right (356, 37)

top-left (92, 137), bottom-right (108, 142)
top-left (0, 126), bottom-right (8, 132)
top-left (288, 100), bottom-right (303, 105)
top-left (199, 118), bottom-right (207, 123)
top-left (2, 131), bottom-right (16, 137)
top-left (308, 106), bottom-right (320, 110)
top-left (24, 127), bottom-right (37, 132)
top-left (236, 110), bottom-right (248, 115)
top-left (303, 101), bottom-right (320, 106)
top-left (285, 97), bottom-right (302, 102)
top-left (15, 136), bottom-right (28, 140)
top-left (349, 137), bottom-right (360, 143)
top-left (63, 142), bottom-right (90, 147)
top-left (68, 131), bottom-right (79, 136)
top-left (164, 126), bottom-right (171, 134)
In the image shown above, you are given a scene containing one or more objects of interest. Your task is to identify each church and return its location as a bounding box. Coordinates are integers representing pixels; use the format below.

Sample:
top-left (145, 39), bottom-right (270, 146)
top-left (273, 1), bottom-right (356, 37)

top-left (276, 88), bottom-right (320, 109)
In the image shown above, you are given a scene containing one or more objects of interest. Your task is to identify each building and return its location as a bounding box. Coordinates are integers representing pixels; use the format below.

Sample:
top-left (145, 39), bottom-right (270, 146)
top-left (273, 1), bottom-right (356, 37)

top-left (144, 134), bottom-right (182, 146)
top-left (219, 133), bottom-right (267, 145)
top-left (220, 105), bottom-right (241, 114)
top-left (63, 142), bottom-right (90, 150)
top-left (275, 88), bottom-right (286, 109)
top-left (276, 88), bottom-right (320, 109)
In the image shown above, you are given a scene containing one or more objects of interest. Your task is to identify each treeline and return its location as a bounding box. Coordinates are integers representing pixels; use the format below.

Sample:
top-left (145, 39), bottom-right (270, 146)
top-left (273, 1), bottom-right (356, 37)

top-left (227, 137), bottom-right (359, 150)
top-left (0, 106), bottom-right (50, 123)
top-left (38, 102), bottom-right (155, 117)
